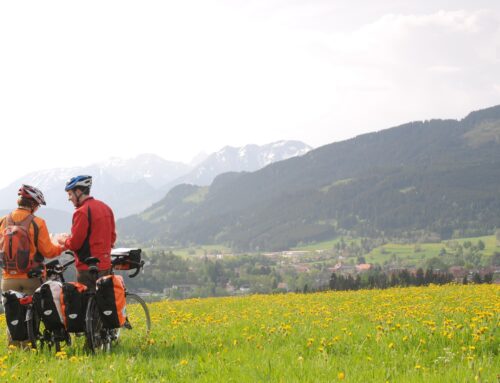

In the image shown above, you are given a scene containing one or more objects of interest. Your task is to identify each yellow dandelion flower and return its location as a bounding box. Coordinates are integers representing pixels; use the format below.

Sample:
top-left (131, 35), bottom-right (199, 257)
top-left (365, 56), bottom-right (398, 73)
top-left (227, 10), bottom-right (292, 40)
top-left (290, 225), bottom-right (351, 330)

top-left (55, 351), bottom-right (67, 360)
top-left (338, 371), bottom-right (345, 380)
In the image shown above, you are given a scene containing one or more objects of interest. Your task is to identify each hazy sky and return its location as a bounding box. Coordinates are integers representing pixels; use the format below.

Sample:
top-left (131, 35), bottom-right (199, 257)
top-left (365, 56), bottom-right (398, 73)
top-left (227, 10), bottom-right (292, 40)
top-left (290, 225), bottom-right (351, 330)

top-left (1, 0), bottom-right (499, 188)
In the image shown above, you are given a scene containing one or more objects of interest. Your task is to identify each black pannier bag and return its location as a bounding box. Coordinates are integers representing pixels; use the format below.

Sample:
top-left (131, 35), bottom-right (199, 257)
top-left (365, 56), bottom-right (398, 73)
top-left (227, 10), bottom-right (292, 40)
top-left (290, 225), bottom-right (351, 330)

top-left (33, 281), bottom-right (64, 331)
top-left (60, 282), bottom-right (88, 332)
top-left (1, 290), bottom-right (29, 341)
top-left (95, 275), bottom-right (126, 329)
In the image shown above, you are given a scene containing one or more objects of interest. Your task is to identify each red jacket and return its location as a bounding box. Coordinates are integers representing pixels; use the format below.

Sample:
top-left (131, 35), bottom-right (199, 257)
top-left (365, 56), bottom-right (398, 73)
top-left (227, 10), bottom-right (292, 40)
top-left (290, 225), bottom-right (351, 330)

top-left (64, 197), bottom-right (116, 271)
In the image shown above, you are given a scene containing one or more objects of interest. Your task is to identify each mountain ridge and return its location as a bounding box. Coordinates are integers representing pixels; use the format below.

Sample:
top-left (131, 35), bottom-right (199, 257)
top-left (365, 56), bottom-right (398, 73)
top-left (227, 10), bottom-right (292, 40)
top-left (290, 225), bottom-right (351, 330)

top-left (116, 105), bottom-right (500, 251)
top-left (0, 141), bottom-right (311, 224)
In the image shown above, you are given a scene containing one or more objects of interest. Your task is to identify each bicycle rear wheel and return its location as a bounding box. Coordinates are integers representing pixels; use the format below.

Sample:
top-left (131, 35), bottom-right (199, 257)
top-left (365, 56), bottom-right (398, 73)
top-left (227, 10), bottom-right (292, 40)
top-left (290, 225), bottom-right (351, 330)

top-left (85, 296), bottom-right (111, 353)
top-left (116, 293), bottom-right (151, 346)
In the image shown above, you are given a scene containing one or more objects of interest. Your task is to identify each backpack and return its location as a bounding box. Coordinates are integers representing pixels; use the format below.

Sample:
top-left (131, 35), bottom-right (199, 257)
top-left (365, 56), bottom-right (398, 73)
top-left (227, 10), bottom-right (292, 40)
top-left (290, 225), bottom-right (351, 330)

top-left (0, 214), bottom-right (42, 275)
top-left (1, 290), bottom-right (30, 341)
top-left (33, 281), bottom-right (65, 331)
top-left (60, 282), bottom-right (88, 332)
top-left (95, 275), bottom-right (126, 328)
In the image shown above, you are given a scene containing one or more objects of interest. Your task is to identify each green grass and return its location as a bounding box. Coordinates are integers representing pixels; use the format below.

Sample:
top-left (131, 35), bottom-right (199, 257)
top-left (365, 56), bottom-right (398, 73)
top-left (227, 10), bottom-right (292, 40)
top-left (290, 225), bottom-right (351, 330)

top-left (149, 244), bottom-right (233, 258)
top-left (366, 242), bottom-right (444, 265)
top-left (291, 235), bottom-right (500, 267)
top-left (182, 187), bottom-right (209, 204)
top-left (291, 237), bottom-right (351, 251)
top-left (1, 284), bottom-right (498, 382)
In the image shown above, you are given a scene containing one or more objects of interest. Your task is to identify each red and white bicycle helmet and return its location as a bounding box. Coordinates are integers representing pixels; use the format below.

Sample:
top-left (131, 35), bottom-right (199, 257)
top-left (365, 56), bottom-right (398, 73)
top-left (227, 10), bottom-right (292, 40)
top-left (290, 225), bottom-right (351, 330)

top-left (18, 184), bottom-right (46, 206)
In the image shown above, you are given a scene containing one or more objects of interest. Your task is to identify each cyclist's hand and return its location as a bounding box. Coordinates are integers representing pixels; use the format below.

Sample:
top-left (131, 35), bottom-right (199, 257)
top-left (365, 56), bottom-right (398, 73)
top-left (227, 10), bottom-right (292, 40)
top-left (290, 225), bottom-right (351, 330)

top-left (55, 233), bottom-right (70, 245)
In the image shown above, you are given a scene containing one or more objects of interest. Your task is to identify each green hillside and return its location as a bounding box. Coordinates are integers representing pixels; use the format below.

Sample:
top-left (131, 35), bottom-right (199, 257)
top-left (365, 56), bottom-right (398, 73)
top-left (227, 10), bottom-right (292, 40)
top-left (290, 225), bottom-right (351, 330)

top-left (117, 105), bottom-right (500, 251)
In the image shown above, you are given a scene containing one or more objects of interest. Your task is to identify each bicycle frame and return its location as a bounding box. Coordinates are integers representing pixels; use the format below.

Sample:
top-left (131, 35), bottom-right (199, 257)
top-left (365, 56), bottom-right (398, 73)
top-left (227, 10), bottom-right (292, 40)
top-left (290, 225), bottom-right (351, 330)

top-left (84, 249), bottom-right (150, 354)
top-left (24, 256), bottom-right (76, 351)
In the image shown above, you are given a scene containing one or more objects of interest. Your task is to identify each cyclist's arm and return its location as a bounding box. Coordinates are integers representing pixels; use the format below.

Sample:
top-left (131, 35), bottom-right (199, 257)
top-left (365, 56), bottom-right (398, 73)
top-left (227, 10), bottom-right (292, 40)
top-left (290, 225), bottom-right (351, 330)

top-left (110, 209), bottom-right (117, 247)
top-left (35, 218), bottom-right (64, 258)
top-left (64, 209), bottom-right (89, 251)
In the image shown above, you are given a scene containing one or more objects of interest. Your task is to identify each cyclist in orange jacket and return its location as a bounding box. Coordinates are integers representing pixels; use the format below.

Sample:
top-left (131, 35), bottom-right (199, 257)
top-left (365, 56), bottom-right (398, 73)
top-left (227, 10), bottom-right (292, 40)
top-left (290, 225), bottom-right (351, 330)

top-left (0, 185), bottom-right (64, 294)
top-left (58, 175), bottom-right (117, 290)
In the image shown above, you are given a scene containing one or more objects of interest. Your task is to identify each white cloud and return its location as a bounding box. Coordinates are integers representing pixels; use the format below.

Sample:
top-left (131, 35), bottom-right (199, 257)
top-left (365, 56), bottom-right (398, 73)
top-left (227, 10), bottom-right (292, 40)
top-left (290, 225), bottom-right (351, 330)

top-left (0, 2), bottom-right (499, 187)
top-left (427, 66), bottom-right (462, 73)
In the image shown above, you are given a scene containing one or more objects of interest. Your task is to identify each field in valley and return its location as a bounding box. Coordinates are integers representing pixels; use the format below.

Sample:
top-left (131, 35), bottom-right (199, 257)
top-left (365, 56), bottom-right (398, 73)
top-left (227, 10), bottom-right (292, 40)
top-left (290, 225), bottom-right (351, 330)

top-left (0, 284), bottom-right (498, 382)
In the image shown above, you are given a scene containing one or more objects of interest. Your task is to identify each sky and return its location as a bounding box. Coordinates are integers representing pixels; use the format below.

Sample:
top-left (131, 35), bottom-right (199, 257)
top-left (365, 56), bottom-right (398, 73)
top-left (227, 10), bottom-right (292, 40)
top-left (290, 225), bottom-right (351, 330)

top-left (1, 0), bottom-right (499, 188)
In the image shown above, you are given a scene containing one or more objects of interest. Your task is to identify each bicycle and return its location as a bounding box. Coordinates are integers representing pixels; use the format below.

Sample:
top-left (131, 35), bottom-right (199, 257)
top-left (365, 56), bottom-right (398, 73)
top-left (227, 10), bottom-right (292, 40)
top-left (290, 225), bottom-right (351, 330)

top-left (25, 255), bottom-right (75, 352)
top-left (84, 248), bottom-right (151, 354)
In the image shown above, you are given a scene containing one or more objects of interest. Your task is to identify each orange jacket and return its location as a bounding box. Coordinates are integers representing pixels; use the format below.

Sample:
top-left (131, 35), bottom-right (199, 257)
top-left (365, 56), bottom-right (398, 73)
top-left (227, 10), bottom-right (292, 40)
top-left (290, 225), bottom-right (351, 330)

top-left (0, 208), bottom-right (64, 279)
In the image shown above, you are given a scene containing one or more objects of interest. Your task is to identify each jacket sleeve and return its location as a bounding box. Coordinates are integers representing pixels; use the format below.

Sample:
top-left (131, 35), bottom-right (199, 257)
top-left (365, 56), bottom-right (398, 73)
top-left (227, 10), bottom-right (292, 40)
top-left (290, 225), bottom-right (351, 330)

top-left (110, 209), bottom-right (117, 247)
top-left (64, 208), bottom-right (89, 252)
top-left (35, 218), bottom-right (64, 259)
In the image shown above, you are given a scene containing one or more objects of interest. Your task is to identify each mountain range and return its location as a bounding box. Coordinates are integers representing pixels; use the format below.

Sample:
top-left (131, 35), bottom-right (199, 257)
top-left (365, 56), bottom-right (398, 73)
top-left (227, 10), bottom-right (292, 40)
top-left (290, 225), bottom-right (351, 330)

top-left (0, 141), bottom-right (312, 231)
top-left (117, 105), bottom-right (500, 251)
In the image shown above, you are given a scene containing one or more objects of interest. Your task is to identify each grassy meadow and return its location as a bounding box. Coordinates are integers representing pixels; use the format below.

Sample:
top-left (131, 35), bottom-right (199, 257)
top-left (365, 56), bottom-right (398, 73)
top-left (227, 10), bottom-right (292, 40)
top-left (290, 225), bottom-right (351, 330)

top-left (0, 284), bottom-right (498, 382)
top-left (293, 234), bottom-right (500, 267)
top-left (365, 235), bottom-right (499, 266)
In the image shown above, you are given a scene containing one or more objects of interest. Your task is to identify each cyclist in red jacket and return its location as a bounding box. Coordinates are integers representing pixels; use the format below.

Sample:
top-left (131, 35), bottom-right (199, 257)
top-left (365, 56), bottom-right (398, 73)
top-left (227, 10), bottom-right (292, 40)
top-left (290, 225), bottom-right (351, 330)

top-left (58, 175), bottom-right (116, 290)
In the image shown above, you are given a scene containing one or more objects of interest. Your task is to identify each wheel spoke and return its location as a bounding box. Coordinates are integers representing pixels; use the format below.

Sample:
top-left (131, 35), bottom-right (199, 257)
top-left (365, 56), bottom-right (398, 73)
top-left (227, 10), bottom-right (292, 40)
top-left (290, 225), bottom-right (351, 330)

top-left (116, 293), bottom-right (151, 346)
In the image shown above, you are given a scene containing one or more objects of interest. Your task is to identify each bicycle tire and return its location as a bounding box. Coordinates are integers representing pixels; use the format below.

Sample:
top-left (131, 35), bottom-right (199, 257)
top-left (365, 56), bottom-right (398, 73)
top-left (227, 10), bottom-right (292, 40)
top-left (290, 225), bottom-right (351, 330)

top-left (85, 296), bottom-right (109, 353)
top-left (116, 293), bottom-right (151, 345)
top-left (26, 306), bottom-right (42, 350)
top-left (54, 328), bottom-right (72, 352)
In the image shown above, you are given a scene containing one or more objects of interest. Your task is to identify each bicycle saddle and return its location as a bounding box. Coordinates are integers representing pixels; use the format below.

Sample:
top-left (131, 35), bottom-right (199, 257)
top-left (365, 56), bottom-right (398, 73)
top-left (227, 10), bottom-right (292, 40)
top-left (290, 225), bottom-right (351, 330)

top-left (83, 257), bottom-right (101, 265)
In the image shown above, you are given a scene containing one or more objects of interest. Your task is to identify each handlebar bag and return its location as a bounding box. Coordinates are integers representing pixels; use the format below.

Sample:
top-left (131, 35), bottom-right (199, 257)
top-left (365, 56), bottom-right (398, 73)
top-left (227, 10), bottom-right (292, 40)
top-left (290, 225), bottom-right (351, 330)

top-left (60, 282), bottom-right (88, 332)
top-left (33, 281), bottom-right (64, 331)
top-left (95, 275), bottom-right (126, 328)
top-left (113, 249), bottom-right (141, 271)
top-left (1, 290), bottom-right (28, 341)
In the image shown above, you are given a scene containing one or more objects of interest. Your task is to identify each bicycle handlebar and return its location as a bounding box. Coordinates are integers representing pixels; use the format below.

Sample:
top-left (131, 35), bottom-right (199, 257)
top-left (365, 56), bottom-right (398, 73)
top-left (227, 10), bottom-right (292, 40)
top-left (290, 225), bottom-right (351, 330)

top-left (45, 251), bottom-right (76, 278)
top-left (5, 249), bottom-right (144, 280)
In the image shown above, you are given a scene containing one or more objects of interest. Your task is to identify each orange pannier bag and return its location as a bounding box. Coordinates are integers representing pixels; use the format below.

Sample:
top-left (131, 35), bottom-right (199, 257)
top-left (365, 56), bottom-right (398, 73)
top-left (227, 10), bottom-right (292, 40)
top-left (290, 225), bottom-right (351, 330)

top-left (60, 282), bottom-right (88, 332)
top-left (95, 275), bottom-right (126, 328)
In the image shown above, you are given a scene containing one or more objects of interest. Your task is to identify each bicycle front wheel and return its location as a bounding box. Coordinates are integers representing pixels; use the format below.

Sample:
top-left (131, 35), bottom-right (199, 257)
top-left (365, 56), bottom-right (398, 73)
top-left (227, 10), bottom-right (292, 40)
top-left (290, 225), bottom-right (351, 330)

top-left (26, 306), bottom-right (43, 350)
top-left (116, 293), bottom-right (151, 346)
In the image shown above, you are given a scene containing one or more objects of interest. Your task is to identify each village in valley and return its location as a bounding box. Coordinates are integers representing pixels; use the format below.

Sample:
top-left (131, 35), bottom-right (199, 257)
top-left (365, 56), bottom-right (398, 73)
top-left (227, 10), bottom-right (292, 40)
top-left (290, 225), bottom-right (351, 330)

top-left (129, 234), bottom-right (500, 300)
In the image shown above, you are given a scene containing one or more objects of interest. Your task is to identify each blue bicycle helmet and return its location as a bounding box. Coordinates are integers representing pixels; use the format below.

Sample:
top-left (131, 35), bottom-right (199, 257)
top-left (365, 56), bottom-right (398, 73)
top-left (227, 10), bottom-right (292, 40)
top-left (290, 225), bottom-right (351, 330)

top-left (65, 175), bottom-right (93, 191)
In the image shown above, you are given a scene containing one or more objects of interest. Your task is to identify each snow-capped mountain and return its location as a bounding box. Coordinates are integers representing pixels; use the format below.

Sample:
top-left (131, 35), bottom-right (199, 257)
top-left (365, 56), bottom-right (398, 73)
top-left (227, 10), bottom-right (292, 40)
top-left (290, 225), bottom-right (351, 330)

top-left (163, 140), bottom-right (312, 190)
top-left (0, 141), bottom-right (312, 231)
top-left (0, 154), bottom-right (190, 219)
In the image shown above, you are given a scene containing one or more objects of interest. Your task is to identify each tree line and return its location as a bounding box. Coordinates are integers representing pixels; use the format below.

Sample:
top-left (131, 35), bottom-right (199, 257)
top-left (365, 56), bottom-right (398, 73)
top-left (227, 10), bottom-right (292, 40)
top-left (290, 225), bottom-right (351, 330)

top-left (327, 267), bottom-right (493, 292)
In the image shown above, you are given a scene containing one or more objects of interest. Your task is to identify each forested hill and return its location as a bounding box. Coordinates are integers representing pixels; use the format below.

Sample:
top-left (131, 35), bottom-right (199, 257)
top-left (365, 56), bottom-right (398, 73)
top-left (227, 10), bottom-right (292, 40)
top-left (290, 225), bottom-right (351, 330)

top-left (117, 105), bottom-right (500, 251)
